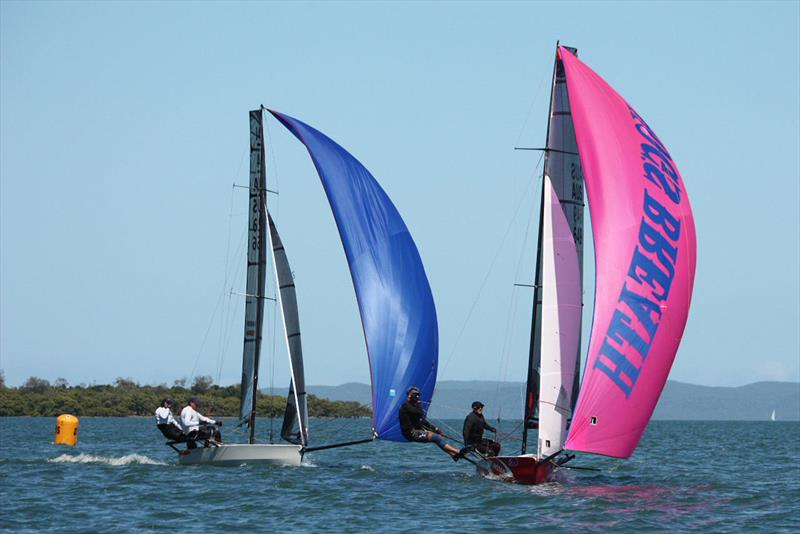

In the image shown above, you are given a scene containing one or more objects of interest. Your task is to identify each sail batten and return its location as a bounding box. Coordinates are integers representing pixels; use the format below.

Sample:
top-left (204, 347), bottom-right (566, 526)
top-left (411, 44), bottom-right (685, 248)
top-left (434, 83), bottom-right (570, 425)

top-left (560, 47), bottom-right (697, 458)
top-left (269, 110), bottom-right (438, 442)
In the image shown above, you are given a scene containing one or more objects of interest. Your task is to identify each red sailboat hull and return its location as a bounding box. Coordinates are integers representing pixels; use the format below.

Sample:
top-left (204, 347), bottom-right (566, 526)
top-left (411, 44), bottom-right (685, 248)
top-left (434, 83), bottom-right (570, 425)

top-left (477, 455), bottom-right (554, 485)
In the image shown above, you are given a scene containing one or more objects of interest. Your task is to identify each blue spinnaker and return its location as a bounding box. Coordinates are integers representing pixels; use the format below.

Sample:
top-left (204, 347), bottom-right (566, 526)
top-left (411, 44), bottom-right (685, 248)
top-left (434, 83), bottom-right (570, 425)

top-left (270, 110), bottom-right (438, 442)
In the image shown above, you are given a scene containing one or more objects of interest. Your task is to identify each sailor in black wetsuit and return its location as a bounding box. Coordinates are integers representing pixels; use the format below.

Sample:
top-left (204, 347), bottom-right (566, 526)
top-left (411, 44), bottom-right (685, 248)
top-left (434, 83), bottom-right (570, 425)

top-left (399, 386), bottom-right (461, 460)
top-left (462, 401), bottom-right (501, 456)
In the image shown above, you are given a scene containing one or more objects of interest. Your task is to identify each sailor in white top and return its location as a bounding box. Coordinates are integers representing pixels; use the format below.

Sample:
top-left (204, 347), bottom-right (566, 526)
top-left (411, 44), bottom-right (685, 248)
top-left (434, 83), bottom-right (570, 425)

top-left (180, 397), bottom-right (217, 432)
top-left (155, 406), bottom-right (179, 426)
top-left (180, 396), bottom-right (222, 445)
top-left (155, 397), bottom-right (185, 441)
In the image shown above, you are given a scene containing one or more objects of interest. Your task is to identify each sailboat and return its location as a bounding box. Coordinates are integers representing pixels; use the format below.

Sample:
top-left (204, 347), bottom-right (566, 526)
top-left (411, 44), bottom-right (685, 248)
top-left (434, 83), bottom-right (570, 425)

top-left (477, 45), bottom-right (697, 484)
top-left (171, 109), bottom-right (439, 465)
top-left (770, 409), bottom-right (776, 422)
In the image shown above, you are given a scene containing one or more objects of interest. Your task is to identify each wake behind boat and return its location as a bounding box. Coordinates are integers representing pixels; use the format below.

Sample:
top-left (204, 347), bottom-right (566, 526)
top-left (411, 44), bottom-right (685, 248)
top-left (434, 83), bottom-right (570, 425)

top-left (473, 44), bottom-right (696, 484)
top-left (166, 108), bottom-right (439, 465)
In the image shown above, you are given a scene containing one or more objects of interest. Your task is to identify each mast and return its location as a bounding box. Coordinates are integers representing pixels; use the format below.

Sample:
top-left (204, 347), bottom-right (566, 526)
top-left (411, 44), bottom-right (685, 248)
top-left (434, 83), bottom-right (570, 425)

top-left (239, 109), bottom-right (269, 445)
top-left (521, 45), bottom-right (585, 455)
top-left (521, 168), bottom-right (546, 455)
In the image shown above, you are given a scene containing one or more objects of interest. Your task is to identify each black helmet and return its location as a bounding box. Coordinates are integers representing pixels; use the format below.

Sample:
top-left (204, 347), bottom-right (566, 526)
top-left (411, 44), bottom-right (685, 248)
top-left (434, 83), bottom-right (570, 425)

top-left (407, 386), bottom-right (421, 399)
top-left (472, 401), bottom-right (484, 410)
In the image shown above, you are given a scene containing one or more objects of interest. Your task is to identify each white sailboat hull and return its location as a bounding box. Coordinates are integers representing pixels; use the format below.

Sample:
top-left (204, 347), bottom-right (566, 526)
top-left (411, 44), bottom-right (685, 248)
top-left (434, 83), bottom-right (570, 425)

top-left (177, 444), bottom-right (303, 466)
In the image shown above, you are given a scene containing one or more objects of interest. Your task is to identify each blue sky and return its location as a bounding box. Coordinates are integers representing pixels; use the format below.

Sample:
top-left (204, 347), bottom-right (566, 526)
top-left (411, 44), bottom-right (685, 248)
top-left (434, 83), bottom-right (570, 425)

top-left (1, 1), bottom-right (798, 389)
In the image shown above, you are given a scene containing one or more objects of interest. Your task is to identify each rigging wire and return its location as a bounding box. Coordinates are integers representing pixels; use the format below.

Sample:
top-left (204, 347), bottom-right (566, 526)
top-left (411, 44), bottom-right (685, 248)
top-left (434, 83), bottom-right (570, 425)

top-left (188, 149), bottom-right (248, 388)
top-left (212, 227), bottom-right (247, 387)
top-left (419, 396), bottom-right (520, 454)
top-left (492, 154), bottom-right (544, 421)
top-left (188, 284), bottom-right (228, 387)
top-left (436, 152), bottom-right (544, 452)
top-left (215, 183), bottom-right (240, 383)
top-left (415, 400), bottom-right (461, 444)
top-left (264, 110), bottom-right (281, 208)
top-left (202, 229), bottom-right (248, 404)
top-left (268, 290), bottom-right (278, 443)
top-left (220, 147), bottom-right (249, 350)
top-left (440, 151), bottom-right (545, 378)
top-left (514, 75), bottom-right (549, 149)
top-left (264, 112), bottom-right (280, 444)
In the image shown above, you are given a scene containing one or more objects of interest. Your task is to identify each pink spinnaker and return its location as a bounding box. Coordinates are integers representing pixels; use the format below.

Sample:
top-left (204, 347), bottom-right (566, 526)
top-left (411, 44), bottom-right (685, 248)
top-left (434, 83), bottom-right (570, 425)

top-left (561, 47), bottom-right (697, 458)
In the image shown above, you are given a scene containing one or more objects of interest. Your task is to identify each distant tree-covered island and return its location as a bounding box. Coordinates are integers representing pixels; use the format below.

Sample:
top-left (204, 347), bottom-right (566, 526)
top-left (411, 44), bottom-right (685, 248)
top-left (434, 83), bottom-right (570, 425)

top-left (0, 374), bottom-right (371, 418)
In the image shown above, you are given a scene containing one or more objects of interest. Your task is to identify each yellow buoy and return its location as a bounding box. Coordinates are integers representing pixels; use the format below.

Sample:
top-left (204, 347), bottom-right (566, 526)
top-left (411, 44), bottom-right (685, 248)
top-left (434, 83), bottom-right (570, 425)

top-left (54, 414), bottom-right (79, 446)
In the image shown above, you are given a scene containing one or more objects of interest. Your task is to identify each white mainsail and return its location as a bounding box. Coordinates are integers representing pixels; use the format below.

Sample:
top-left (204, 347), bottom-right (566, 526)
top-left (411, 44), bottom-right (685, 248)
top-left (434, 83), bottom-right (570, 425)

top-left (536, 175), bottom-right (582, 459)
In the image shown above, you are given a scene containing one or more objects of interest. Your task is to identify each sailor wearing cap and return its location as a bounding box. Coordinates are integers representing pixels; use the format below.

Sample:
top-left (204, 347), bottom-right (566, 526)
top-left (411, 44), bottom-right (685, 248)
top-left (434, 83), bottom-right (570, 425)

top-left (462, 400), bottom-right (501, 456)
top-left (180, 396), bottom-right (222, 447)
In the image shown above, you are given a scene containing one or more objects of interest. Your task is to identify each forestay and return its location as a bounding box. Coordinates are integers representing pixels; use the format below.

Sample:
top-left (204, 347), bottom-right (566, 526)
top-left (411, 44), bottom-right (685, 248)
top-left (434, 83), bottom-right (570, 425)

top-left (560, 47), bottom-right (697, 458)
top-left (269, 110), bottom-right (439, 442)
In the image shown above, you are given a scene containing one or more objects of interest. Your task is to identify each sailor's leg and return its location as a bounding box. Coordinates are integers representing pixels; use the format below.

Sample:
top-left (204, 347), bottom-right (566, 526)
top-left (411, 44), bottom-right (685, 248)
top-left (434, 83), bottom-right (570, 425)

top-left (185, 430), bottom-right (200, 449)
top-left (475, 438), bottom-right (501, 456)
top-left (197, 427), bottom-right (214, 446)
top-left (428, 432), bottom-right (460, 457)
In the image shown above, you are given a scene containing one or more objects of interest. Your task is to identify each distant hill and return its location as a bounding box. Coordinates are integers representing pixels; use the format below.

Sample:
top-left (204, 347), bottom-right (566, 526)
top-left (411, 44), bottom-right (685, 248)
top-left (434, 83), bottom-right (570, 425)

top-left (265, 380), bottom-right (800, 421)
top-left (653, 381), bottom-right (799, 421)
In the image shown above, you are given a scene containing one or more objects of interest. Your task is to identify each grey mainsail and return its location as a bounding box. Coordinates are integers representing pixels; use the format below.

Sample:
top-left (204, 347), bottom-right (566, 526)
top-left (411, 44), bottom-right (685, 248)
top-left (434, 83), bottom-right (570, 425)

top-left (239, 109), bottom-right (268, 443)
top-left (268, 213), bottom-right (308, 446)
top-left (522, 46), bottom-right (585, 454)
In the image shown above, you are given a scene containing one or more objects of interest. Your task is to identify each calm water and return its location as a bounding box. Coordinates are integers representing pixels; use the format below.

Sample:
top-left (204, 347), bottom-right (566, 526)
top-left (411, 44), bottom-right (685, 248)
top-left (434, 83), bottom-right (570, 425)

top-left (1, 417), bottom-right (798, 532)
